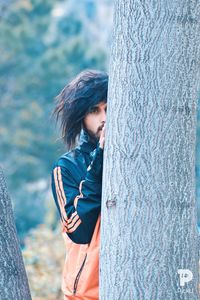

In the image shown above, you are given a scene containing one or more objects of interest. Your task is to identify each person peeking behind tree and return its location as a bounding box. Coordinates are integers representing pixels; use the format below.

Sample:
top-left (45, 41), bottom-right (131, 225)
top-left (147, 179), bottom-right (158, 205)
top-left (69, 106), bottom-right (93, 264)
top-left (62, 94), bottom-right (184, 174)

top-left (51, 69), bottom-right (108, 300)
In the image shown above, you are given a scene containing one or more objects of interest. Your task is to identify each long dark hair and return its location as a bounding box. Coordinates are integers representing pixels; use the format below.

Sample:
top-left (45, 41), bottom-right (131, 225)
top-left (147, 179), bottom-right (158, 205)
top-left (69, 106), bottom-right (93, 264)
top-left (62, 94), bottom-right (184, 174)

top-left (53, 69), bottom-right (108, 150)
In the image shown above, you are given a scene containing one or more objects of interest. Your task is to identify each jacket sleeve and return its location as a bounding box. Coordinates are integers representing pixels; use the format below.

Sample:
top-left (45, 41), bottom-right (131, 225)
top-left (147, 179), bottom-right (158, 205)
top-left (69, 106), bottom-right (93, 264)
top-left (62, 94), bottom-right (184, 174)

top-left (51, 143), bottom-right (103, 244)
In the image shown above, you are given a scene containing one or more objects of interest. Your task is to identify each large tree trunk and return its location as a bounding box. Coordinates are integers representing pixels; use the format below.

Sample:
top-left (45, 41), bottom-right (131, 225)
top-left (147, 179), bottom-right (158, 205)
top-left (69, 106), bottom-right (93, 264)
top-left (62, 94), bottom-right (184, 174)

top-left (0, 167), bottom-right (32, 300)
top-left (100, 1), bottom-right (200, 299)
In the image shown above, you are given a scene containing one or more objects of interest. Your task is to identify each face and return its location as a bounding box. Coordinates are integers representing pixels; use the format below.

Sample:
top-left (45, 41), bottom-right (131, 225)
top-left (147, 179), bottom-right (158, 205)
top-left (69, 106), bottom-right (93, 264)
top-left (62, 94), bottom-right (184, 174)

top-left (83, 101), bottom-right (107, 140)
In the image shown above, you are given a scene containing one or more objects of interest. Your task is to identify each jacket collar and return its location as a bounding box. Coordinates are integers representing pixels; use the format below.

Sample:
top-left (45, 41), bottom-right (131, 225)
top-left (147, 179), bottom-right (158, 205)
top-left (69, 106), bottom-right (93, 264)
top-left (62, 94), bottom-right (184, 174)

top-left (77, 128), bottom-right (99, 154)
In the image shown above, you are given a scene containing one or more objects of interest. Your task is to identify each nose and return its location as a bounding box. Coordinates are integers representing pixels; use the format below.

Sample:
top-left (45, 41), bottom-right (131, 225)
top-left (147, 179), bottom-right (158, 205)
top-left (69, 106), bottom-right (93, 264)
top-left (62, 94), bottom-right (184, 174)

top-left (101, 109), bottom-right (106, 123)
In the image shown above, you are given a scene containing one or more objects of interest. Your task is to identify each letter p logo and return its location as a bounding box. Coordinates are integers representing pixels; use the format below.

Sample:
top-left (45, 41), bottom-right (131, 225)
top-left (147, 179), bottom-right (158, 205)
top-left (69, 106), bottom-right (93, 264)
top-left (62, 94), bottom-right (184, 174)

top-left (177, 269), bottom-right (193, 287)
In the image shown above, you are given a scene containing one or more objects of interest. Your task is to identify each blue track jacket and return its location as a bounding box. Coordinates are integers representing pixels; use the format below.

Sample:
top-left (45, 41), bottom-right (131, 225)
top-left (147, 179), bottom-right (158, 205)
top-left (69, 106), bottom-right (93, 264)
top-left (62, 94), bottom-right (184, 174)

top-left (51, 128), bottom-right (103, 244)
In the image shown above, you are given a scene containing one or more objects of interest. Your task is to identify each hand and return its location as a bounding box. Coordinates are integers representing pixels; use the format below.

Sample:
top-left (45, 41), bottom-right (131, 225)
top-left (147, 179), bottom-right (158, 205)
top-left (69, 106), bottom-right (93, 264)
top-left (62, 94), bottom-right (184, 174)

top-left (99, 124), bottom-right (106, 149)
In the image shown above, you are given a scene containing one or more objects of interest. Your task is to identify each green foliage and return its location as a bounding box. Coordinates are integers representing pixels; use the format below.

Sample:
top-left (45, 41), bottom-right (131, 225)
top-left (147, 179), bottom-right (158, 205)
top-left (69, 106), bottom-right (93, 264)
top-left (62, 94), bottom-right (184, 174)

top-left (23, 223), bottom-right (65, 299)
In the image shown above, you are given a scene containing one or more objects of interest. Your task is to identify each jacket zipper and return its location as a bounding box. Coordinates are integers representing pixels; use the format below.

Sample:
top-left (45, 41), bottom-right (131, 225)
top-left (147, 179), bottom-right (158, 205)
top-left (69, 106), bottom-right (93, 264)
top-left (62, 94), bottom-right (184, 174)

top-left (73, 253), bottom-right (87, 295)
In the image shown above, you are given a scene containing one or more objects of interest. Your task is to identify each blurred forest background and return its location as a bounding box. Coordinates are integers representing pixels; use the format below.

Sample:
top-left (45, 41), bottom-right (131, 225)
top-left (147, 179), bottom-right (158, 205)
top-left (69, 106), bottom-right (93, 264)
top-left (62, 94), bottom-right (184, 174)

top-left (0, 0), bottom-right (199, 299)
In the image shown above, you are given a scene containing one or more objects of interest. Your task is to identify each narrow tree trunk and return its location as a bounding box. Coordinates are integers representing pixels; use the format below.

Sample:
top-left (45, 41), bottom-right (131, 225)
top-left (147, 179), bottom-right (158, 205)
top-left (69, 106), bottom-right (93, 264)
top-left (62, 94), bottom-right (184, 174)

top-left (0, 167), bottom-right (32, 300)
top-left (100, 1), bottom-right (200, 299)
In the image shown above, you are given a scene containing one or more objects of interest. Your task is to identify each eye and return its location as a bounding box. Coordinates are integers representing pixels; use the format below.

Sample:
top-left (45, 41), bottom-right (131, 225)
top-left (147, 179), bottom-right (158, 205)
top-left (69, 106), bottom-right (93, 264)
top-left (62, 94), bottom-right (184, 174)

top-left (90, 107), bottom-right (99, 113)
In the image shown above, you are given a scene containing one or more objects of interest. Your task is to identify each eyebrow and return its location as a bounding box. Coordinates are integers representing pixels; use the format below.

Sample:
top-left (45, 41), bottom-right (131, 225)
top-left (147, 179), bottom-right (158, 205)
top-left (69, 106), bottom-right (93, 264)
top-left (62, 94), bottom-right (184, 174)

top-left (92, 104), bottom-right (107, 109)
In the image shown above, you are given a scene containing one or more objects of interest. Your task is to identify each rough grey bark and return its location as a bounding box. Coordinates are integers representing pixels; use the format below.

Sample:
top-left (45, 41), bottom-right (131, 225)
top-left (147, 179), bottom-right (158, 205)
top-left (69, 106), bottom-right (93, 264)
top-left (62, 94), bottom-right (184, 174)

top-left (0, 167), bottom-right (32, 300)
top-left (100, 1), bottom-right (200, 299)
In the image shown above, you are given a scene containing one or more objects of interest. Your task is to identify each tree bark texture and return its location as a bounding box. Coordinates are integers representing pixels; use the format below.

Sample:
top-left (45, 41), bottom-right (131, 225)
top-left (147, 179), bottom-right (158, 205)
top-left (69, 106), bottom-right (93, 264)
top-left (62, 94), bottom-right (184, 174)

top-left (100, 1), bottom-right (200, 299)
top-left (0, 167), bottom-right (31, 300)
